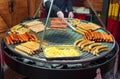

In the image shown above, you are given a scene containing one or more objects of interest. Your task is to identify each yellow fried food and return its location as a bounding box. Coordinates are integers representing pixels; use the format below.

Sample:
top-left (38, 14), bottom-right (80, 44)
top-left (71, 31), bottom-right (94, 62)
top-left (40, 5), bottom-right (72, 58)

top-left (10, 24), bottom-right (30, 34)
top-left (74, 39), bottom-right (109, 56)
top-left (69, 19), bottom-right (80, 26)
top-left (44, 46), bottom-right (81, 58)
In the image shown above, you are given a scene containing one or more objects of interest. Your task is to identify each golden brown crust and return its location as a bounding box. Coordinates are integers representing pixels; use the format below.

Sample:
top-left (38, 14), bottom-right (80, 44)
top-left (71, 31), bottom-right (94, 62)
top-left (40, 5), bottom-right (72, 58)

top-left (74, 39), bottom-right (109, 56)
top-left (75, 29), bottom-right (85, 35)
top-left (81, 41), bottom-right (94, 49)
top-left (88, 43), bottom-right (102, 49)
top-left (83, 31), bottom-right (113, 43)
top-left (74, 39), bottom-right (83, 46)
top-left (15, 41), bottom-right (41, 56)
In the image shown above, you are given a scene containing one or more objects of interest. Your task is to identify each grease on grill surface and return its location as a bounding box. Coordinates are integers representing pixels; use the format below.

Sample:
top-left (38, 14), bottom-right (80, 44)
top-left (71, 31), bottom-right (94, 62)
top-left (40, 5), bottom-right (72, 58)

top-left (44, 46), bottom-right (81, 59)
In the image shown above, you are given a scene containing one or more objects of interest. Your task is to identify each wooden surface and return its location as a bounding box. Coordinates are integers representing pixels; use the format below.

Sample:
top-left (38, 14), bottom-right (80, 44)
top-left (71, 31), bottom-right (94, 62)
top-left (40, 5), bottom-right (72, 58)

top-left (0, 0), bottom-right (42, 27)
top-left (0, 16), bottom-right (9, 41)
top-left (0, 0), bottom-right (12, 27)
top-left (12, 0), bottom-right (28, 25)
top-left (0, 0), bottom-right (42, 41)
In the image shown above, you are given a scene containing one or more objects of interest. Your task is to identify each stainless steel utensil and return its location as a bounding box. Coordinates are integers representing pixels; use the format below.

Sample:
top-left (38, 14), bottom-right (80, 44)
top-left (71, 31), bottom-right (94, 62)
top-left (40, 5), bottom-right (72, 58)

top-left (39, 0), bottom-right (54, 52)
top-left (61, 18), bottom-right (76, 31)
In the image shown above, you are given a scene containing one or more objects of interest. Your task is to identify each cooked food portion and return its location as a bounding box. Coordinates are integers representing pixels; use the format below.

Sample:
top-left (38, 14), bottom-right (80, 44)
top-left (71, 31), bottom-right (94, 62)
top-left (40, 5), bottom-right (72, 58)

top-left (68, 18), bottom-right (80, 26)
top-left (69, 19), bottom-right (100, 30)
top-left (15, 41), bottom-right (40, 55)
top-left (74, 39), bottom-right (109, 56)
top-left (5, 32), bottom-right (39, 44)
top-left (74, 39), bottom-right (83, 46)
top-left (75, 23), bottom-right (100, 34)
top-left (23, 20), bottom-right (43, 27)
top-left (50, 18), bottom-right (67, 28)
top-left (81, 22), bottom-right (100, 31)
top-left (29, 24), bottom-right (45, 33)
top-left (68, 19), bottom-right (101, 35)
top-left (10, 25), bottom-right (30, 34)
top-left (74, 29), bottom-right (85, 35)
top-left (21, 41), bottom-right (40, 51)
top-left (75, 25), bottom-right (89, 35)
top-left (15, 45), bottom-right (35, 55)
top-left (44, 46), bottom-right (81, 58)
top-left (14, 48), bottom-right (29, 56)
top-left (10, 24), bottom-right (21, 32)
top-left (23, 20), bottom-right (45, 33)
top-left (84, 30), bottom-right (113, 43)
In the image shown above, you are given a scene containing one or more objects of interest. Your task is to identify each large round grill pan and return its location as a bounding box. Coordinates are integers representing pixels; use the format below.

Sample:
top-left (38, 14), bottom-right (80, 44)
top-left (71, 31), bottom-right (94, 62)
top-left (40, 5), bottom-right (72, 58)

top-left (3, 19), bottom-right (115, 64)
